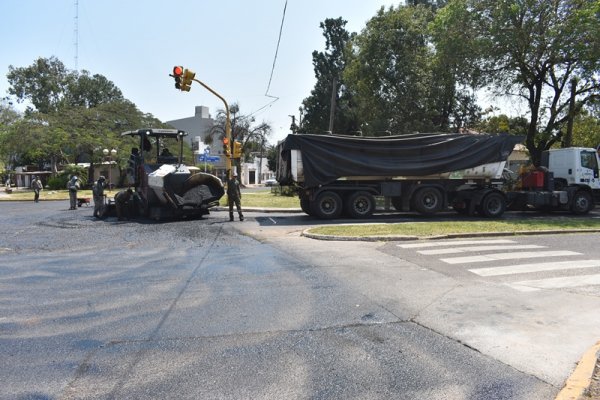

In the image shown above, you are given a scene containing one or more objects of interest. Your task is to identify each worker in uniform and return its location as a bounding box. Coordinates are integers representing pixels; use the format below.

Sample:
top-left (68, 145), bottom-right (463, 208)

top-left (92, 175), bottom-right (106, 218)
top-left (114, 188), bottom-right (133, 221)
top-left (227, 170), bottom-right (244, 222)
top-left (31, 175), bottom-right (43, 203)
top-left (67, 175), bottom-right (80, 210)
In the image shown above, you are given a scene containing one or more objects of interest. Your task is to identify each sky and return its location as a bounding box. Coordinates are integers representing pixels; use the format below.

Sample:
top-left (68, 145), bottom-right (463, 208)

top-left (0, 0), bottom-right (402, 145)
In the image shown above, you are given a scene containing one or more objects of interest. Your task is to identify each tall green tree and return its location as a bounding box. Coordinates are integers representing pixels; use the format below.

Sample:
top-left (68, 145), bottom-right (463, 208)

top-left (301, 18), bottom-right (359, 134)
top-left (345, 5), bottom-right (444, 134)
top-left (435, 0), bottom-right (600, 165)
top-left (3, 57), bottom-right (154, 177)
top-left (7, 57), bottom-right (124, 113)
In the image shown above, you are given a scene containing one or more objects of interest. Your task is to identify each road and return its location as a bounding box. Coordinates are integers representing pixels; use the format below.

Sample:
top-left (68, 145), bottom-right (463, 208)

top-left (1, 201), bottom-right (598, 399)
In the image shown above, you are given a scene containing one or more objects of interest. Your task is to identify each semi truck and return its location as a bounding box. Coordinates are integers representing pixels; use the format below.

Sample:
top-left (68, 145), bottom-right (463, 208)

top-left (276, 133), bottom-right (600, 219)
top-left (118, 128), bottom-right (224, 220)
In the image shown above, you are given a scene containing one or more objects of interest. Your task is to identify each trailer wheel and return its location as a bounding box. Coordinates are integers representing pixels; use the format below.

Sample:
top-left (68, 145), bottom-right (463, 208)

top-left (412, 187), bottom-right (443, 215)
top-left (571, 190), bottom-right (593, 214)
top-left (345, 191), bottom-right (375, 219)
top-left (311, 191), bottom-right (343, 219)
top-left (479, 192), bottom-right (506, 218)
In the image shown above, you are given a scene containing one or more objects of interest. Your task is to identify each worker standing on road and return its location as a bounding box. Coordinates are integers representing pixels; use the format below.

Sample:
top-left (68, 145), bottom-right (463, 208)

top-left (31, 175), bottom-right (43, 203)
top-left (67, 175), bottom-right (80, 210)
top-left (114, 188), bottom-right (133, 221)
top-left (227, 170), bottom-right (244, 222)
top-left (92, 175), bottom-right (106, 218)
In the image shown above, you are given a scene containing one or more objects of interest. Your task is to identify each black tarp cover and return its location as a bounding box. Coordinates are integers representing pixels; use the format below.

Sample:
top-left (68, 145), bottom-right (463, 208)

top-left (280, 133), bottom-right (524, 188)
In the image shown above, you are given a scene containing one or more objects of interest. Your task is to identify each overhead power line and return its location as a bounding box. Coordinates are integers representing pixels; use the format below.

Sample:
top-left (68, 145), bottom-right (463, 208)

top-left (248, 0), bottom-right (288, 120)
top-left (264, 0), bottom-right (288, 98)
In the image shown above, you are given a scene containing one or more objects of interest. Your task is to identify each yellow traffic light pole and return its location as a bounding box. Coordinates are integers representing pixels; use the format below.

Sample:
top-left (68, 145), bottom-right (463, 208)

top-left (170, 66), bottom-right (233, 178)
top-left (191, 78), bottom-right (232, 176)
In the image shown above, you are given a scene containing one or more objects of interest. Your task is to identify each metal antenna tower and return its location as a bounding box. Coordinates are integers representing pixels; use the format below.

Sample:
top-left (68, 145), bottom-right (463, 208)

top-left (74, 0), bottom-right (79, 70)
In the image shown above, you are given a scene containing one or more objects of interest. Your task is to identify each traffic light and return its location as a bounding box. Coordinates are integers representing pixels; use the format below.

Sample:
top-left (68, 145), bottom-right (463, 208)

top-left (170, 66), bottom-right (184, 90)
top-left (222, 137), bottom-right (231, 158)
top-left (180, 69), bottom-right (196, 92)
top-left (233, 141), bottom-right (242, 159)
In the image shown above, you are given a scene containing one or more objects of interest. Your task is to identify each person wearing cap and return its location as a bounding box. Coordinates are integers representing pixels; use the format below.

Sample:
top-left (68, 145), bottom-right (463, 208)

top-left (31, 176), bottom-right (43, 203)
top-left (92, 175), bottom-right (107, 218)
top-left (66, 175), bottom-right (80, 210)
top-left (226, 170), bottom-right (244, 221)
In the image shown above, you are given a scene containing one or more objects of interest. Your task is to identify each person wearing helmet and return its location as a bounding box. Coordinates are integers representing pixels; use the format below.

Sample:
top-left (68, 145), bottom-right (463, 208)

top-left (226, 170), bottom-right (244, 222)
top-left (66, 175), bottom-right (80, 210)
top-left (92, 175), bottom-right (107, 218)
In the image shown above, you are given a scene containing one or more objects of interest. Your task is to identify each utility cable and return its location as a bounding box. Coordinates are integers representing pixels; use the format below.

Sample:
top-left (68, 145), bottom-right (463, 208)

top-left (247, 0), bottom-right (287, 120)
top-left (264, 0), bottom-right (287, 98)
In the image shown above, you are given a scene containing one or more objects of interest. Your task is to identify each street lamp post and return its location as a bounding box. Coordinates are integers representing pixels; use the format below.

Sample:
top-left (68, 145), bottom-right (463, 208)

top-left (103, 148), bottom-right (117, 192)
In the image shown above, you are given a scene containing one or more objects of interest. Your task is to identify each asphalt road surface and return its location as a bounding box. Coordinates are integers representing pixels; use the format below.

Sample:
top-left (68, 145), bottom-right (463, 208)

top-left (1, 200), bottom-right (589, 399)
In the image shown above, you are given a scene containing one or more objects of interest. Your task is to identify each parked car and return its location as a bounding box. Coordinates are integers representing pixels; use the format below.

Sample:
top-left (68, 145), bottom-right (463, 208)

top-left (264, 179), bottom-right (277, 187)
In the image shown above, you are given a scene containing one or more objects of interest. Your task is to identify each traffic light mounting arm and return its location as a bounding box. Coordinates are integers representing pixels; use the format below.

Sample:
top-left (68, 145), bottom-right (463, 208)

top-left (190, 76), bottom-right (232, 174)
top-left (169, 66), bottom-right (232, 174)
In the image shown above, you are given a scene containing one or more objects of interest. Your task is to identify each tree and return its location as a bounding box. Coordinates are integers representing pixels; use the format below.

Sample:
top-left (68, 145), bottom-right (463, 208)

top-left (0, 99), bottom-right (23, 171)
top-left (436, 0), bottom-right (600, 165)
top-left (3, 57), bottom-right (157, 178)
top-left (301, 18), bottom-right (359, 134)
top-left (344, 5), bottom-right (482, 135)
top-left (476, 113), bottom-right (529, 136)
top-left (345, 6), bottom-right (440, 134)
top-left (211, 103), bottom-right (272, 163)
top-left (571, 110), bottom-right (600, 148)
top-left (7, 57), bottom-right (124, 113)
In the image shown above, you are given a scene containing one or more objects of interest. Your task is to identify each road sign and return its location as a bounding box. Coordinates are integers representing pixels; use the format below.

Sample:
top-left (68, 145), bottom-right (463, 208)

top-left (197, 154), bottom-right (221, 163)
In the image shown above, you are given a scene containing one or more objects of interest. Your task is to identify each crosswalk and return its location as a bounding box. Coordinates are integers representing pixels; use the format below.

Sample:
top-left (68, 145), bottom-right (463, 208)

top-left (397, 239), bottom-right (600, 292)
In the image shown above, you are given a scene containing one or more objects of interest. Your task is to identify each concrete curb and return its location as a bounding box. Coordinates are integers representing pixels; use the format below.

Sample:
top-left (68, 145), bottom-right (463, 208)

top-left (555, 341), bottom-right (600, 400)
top-left (213, 207), bottom-right (302, 213)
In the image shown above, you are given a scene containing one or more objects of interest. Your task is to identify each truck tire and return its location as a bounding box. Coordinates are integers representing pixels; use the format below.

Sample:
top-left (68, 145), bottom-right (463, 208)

top-left (300, 196), bottom-right (313, 216)
top-left (479, 192), bottom-right (506, 218)
top-left (311, 191), bottom-right (343, 219)
top-left (571, 190), bottom-right (593, 214)
top-left (412, 187), bottom-right (443, 215)
top-left (345, 191), bottom-right (375, 219)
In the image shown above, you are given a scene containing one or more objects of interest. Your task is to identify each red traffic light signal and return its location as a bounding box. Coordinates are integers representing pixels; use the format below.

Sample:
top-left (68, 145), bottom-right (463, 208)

top-left (173, 66), bottom-right (183, 77)
top-left (222, 137), bottom-right (231, 157)
top-left (170, 66), bottom-right (184, 90)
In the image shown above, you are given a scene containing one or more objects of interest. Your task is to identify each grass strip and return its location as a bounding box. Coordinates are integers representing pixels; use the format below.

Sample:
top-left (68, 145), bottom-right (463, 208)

top-left (308, 219), bottom-right (600, 238)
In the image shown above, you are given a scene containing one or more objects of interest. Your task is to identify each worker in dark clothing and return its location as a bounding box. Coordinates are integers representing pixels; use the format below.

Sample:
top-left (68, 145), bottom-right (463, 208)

top-left (227, 170), bottom-right (243, 221)
top-left (114, 188), bottom-right (133, 221)
top-left (31, 175), bottom-right (43, 203)
top-left (92, 176), bottom-right (106, 218)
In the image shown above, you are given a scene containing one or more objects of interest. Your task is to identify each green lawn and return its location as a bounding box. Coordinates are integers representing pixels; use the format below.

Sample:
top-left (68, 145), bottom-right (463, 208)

top-left (308, 219), bottom-right (600, 238)
top-left (0, 189), bottom-right (96, 201)
top-left (2, 188), bottom-right (301, 208)
top-left (220, 191), bottom-right (300, 208)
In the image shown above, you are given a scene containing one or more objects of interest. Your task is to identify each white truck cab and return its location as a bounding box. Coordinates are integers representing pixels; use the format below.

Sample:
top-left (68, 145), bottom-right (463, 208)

top-left (544, 147), bottom-right (600, 190)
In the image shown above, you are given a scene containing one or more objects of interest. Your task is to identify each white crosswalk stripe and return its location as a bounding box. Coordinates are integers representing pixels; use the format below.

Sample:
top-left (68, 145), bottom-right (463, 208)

top-left (469, 260), bottom-right (600, 276)
top-left (440, 250), bottom-right (581, 265)
top-left (398, 239), bottom-right (516, 249)
top-left (397, 238), bottom-right (600, 292)
top-left (509, 274), bottom-right (600, 291)
top-left (418, 244), bottom-right (544, 255)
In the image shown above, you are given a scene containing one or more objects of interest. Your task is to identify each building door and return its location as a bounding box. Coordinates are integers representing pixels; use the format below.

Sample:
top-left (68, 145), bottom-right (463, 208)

top-left (249, 170), bottom-right (256, 185)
